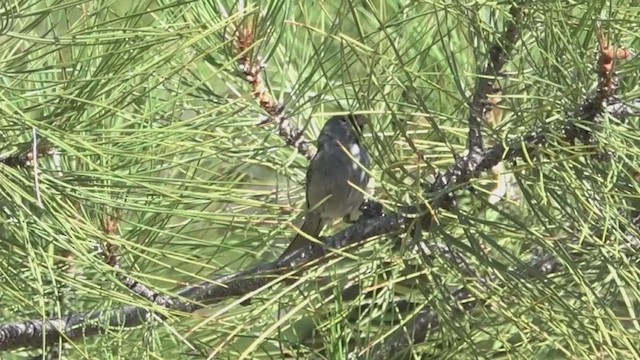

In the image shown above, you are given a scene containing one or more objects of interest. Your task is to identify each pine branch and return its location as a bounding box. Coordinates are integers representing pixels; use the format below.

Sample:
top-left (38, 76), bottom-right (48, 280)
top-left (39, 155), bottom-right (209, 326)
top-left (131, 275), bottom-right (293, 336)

top-left (365, 20), bottom-right (634, 358)
top-left (236, 25), bottom-right (315, 160)
top-left (0, 3), bottom-right (638, 356)
top-left (0, 103), bottom-right (629, 351)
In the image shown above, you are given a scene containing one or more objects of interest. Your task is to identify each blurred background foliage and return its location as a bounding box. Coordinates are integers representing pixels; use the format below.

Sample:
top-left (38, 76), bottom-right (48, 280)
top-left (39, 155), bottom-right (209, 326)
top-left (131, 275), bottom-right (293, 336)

top-left (1, 0), bottom-right (639, 359)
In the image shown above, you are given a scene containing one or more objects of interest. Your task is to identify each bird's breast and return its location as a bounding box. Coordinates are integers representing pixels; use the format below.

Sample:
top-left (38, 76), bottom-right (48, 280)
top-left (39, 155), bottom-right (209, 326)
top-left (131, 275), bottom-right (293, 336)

top-left (306, 142), bottom-right (370, 219)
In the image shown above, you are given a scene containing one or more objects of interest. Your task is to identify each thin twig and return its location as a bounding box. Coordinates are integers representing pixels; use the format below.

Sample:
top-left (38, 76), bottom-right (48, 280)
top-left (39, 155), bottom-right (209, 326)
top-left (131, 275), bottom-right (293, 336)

top-left (101, 216), bottom-right (164, 304)
top-left (466, 6), bottom-right (521, 155)
top-left (0, 142), bottom-right (54, 167)
top-left (236, 25), bottom-right (315, 159)
top-left (564, 25), bottom-right (633, 149)
top-left (419, 5), bottom-right (523, 217)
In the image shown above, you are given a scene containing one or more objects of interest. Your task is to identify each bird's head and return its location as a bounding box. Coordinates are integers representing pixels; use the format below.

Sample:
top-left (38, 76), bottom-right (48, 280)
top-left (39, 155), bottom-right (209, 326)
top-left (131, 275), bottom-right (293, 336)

top-left (318, 114), bottom-right (368, 148)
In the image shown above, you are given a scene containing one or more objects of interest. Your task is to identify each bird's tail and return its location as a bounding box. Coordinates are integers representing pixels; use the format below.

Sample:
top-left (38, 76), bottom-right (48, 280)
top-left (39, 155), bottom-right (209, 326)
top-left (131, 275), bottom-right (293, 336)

top-left (280, 212), bottom-right (323, 259)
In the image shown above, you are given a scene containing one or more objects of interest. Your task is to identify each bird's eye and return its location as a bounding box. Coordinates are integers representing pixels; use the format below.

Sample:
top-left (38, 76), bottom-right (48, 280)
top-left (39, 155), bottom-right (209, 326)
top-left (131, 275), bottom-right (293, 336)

top-left (340, 117), bottom-right (347, 123)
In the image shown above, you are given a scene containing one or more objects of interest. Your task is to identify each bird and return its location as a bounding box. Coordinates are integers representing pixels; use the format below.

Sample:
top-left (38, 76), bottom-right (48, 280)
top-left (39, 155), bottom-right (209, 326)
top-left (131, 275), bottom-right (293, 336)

top-left (280, 114), bottom-right (370, 259)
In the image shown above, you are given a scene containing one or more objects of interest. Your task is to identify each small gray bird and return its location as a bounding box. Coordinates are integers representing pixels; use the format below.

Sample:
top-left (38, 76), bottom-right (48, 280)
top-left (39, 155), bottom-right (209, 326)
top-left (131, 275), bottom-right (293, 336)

top-left (280, 114), bottom-right (370, 258)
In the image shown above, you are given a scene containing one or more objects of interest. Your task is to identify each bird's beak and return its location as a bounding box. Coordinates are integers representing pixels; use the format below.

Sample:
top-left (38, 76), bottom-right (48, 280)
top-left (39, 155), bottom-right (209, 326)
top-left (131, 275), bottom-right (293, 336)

top-left (348, 114), bottom-right (368, 133)
top-left (353, 114), bottom-right (368, 128)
